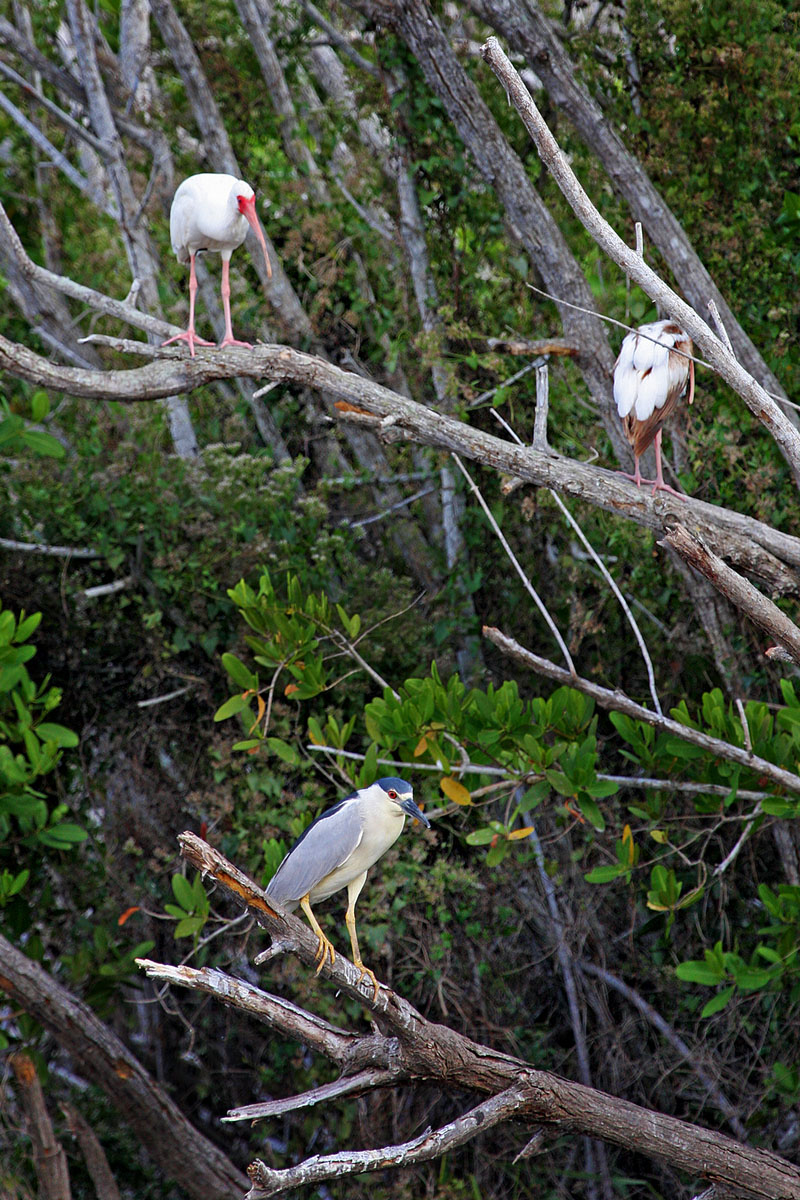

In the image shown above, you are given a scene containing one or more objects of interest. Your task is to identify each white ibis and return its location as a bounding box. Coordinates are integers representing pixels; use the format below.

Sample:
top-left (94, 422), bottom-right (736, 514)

top-left (163, 173), bottom-right (272, 356)
top-left (613, 318), bottom-right (695, 498)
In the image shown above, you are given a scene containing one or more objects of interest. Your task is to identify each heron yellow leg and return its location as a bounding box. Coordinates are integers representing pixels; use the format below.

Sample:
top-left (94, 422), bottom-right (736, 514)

top-left (300, 894), bottom-right (336, 975)
top-left (345, 899), bottom-right (380, 1003)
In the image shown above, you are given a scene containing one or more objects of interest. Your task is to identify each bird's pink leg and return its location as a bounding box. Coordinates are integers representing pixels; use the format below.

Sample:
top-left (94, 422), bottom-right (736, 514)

top-left (162, 253), bottom-right (214, 357)
top-left (650, 429), bottom-right (687, 500)
top-left (618, 456), bottom-right (649, 488)
top-left (217, 255), bottom-right (253, 349)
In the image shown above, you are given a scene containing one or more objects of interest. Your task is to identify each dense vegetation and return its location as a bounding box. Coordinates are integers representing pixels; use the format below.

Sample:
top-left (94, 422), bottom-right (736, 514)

top-left (1, 1), bottom-right (800, 1197)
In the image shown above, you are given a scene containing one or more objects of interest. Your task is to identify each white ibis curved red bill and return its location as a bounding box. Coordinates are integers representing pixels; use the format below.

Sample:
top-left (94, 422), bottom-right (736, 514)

top-left (613, 318), bottom-right (695, 498)
top-left (163, 173), bottom-right (272, 356)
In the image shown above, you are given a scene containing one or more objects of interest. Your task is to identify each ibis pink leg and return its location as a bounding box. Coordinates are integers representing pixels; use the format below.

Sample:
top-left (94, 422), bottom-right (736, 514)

top-left (618, 433), bottom-right (686, 500)
top-left (218, 257), bottom-right (253, 349)
top-left (650, 430), bottom-right (686, 499)
top-left (162, 253), bottom-right (214, 357)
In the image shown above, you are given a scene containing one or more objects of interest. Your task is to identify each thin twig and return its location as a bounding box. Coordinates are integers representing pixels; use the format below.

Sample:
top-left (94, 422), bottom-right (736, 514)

top-left (451, 454), bottom-right (577, 674)
top-left (136, 686), bottom-right (192, 709)
top-left (0, 537), bottom-right (103, 559)
top-left (579, 961), bottom-right (747, 1139)
top-left (708, 300), bottom-right (734, 356)
top-left (484, 625), bottom-right (800, 795)
top-left (489, 404), bottom-right (662, 713)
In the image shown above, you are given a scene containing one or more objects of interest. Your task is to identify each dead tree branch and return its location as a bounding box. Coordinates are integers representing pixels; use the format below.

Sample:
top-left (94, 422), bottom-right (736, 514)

top-left (10, 1052), bottom-right (72, 1200)
top-left (137, 831), bottom-right (800, 1200)
top-left (661, 520), bottom-right (800, 664)
top-left (0, 934), bottom-right (248, 1200)
top-left (2, 329), bottom-right (798, 597)
top-left (479, 37), bottom-right (800, 480)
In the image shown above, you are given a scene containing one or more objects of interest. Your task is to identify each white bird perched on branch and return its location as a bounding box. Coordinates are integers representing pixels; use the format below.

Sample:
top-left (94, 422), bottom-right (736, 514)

top-left (163, 173), bottom-right (272, 357)
top-left (613, 318), bottom-right (695, 498)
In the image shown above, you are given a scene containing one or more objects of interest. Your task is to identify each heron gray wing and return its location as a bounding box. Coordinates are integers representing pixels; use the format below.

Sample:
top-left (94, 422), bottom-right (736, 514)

top-left (265, 800), bottom-right (363, 904)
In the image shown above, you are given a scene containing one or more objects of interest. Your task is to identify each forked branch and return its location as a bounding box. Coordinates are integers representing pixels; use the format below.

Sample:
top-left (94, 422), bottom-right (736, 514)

top-left (137, 832), bottom-right (800, 1200)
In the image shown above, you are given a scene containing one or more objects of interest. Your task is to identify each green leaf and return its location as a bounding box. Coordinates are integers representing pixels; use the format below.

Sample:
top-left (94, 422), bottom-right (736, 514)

top-left (31, 391), bottom-right (50, 421)
top-left (466, 827), bottom-right (500, 846)
top-left (171, 874), bottom-right (195, 909)
top-left (585, 863), bottom-right (627, 883)
top-left (576, 793), bottom-right (605, 831)
top-left (221, 653), bottom-right (257, 690)
top-left (232, 738), bottom-right (262, 751)
top-left (175, 916), bottom-right (206, 938)
top-left (700, 986), bottom-right (735, 1018)
top-left (21, 429), bottom-right (65, 458)
top-left (38, 823), bottom-right (87, 847)
top-left (676, 960), bottom-right (723, 986)
top-left (14, 612), bottom-right (42, 642)
top-left (35, 722), bottom-right (78, 747)
top-left (266, 737), bottom-right (300, 766)
top-left (214, 693), bottom-right (249, 721)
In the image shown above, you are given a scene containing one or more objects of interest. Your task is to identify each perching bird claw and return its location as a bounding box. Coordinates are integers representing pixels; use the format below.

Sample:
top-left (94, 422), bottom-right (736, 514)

top-left (162, 328), bottom-right (215, 358)
top-left (353, 961), bottom-right (381, 1003)
top-left (312, 932), bottom-right (336, 975)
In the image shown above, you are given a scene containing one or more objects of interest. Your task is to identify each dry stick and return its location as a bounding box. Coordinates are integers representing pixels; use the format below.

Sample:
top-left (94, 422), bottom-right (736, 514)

top-left (1, 935), bottom-right (248, 1200)
top-left (479, 37), bottom-right (800, 481)
top-left (0, 201), bottom-right (173, 338)
top-left (451, 453), bottom-right (577, 673)
top-left (578, 962), bottom-right (747, 1141)
top-left (305, 745), bottom-right (775, 807)
top-left (482, 626), bottom-right (800, 796)
top-left (491, 388), bottom-right (663, 716)
top-left (224, 1068), bottom-right (400, 1123)
top-left (61, 1103), bottom-right (122, 1200)
top-left (528, 825), bottom-right (614, 1200)
top-left (10, 1052), bottom-right (73, 1200)
top-left (661, 520), bottom-right (800, 665)
top-left (0, 536), bottom-right (102, 558)
top-left (245, 1087), bottom-right (527, 1199)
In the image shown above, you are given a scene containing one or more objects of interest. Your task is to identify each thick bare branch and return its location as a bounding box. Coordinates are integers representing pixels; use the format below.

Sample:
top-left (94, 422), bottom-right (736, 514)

top-left (245, 1087), bottom-right (527, 1198)
top-left (10, 1053), bottom-right (73, 1200)
top-left (167, 833), bottom-right (800, 1200)
top-left (0, 934), bottom-right (248, 1200)
top-left (661, 520), bottom-right (800, 664)
top-left (61, 1103), bottom-right (121, 1200)
top-left (479, 37), bottom-right (800, 479)
top-left (3, 331), bottom-right (798, 595)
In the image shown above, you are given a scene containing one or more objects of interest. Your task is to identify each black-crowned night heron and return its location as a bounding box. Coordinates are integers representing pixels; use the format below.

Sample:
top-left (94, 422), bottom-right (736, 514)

top-left (265, 776), bottom-right (429, 999)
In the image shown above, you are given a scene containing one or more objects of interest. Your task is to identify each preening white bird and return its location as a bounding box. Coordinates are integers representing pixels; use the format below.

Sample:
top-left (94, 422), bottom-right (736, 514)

top-left (163, 173), bottom-right (272, 357)
top-left (613, 319), bottom-right (695, 498)
top-left (265, 777), bottom-right (430, 1000)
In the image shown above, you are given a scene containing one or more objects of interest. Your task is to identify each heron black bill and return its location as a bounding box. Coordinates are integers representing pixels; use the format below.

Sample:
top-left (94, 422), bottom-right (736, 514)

top-left (400, 796), bottom-right (430, 828)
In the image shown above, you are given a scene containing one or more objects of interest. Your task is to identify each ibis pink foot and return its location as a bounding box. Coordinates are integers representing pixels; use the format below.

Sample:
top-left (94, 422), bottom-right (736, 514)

top-left (162, 329), bottom-right (215, 357)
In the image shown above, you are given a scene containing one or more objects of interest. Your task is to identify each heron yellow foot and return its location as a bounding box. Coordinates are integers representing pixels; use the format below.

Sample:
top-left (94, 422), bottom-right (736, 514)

top-left (353, 959), bottom-right (381, 1003)
top-left (313, 932), bottom-right (336, 975)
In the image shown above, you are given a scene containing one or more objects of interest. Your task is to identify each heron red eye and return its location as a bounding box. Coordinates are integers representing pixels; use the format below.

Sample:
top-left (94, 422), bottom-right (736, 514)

top-left (388, 789), bottom-right (397, 799)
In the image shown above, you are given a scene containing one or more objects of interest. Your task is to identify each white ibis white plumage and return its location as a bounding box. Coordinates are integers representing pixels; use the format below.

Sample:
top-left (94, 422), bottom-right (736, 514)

top-left (163, 173), bottom-right (272, 356)
top-left (613, 318), bottom-right (695, 498)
